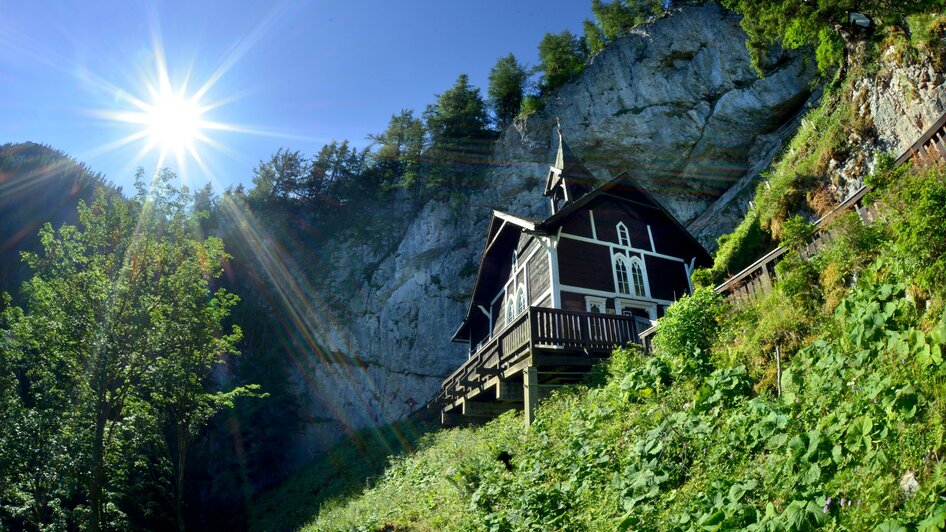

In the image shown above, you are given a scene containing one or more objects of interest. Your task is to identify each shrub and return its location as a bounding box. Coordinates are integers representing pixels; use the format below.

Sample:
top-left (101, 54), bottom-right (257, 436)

top-left (653, 287), bottom-right (727, 378)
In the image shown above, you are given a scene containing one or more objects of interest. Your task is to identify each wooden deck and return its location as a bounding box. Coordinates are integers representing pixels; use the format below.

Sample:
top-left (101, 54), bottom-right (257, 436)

top-left (433, 307), bottom-right (644, 425)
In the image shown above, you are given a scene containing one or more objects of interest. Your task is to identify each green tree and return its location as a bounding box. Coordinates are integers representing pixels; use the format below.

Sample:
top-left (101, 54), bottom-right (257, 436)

top-left (247, 148), bottom-right (309, 204)
top-left (423, 74), bottom-right (493, 189)
top-left (720, 0), bottom-right (943, 76)
top-left (424, 74), bottom-right (491, 143)
top-left (0, 170), bottom-right (248, 530)
top-left (583, 19), bottom-right (607, 55)
top-left (537, 31), bottom-right (587, 94)
top-left (369, 109), bottom-right (426, 188)
top-left (313, 140), bottom-right (369, 203)
top-left (487, 54), bottom-right (527, 128)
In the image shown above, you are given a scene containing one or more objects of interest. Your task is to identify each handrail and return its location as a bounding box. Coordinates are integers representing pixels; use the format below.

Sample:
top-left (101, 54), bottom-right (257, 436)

top-left (716, 109), bottom-right (946, 302)
top-left (434, 306), bottom-right (642, 407)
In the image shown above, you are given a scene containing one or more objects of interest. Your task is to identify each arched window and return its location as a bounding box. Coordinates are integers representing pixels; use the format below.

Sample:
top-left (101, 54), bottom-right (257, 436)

top-left (515, 285), bottom-right (527, 315)
top-left (504, 290), bottom-right (514, 325)
top-left (631, 260), bottom-right (646, 297)
top-left (616, 222), bottom-right (630, 247)
top-left (615, 256), bottom-right (631, 295)
top-left (614, 254), bottom-right (648, 297)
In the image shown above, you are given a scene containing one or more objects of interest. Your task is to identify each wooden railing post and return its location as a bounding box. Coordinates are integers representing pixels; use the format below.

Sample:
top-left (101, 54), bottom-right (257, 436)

top-left (580, 314), bottom-right (590, 347)
top-left (529, 307), bottom-right (537, 351)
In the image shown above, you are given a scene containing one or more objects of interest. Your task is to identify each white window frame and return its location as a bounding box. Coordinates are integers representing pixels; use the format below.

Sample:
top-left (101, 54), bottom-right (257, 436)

top-left (615, 298), bottom-right (658, 320)
top-left (584, 296), bottom-right (607, 314)
top-left (515, 285), bottom-right (527, 315)
top-left (612, 253), bottom-right (650, 299)
top-left (616, 222), bottom-right (631, 247)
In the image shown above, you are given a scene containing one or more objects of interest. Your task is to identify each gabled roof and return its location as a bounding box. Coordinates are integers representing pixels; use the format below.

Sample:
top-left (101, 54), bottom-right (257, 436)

top-left (452, 212), bottom-right (536, 342)
top-left (538, 172), bottom-right (708, 253)
top-left (452, 172), bottom-right (709, 343)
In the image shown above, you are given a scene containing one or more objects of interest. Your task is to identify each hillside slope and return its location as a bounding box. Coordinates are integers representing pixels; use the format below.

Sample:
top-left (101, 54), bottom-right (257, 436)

top-left (0, 142), bottom-right (109, 298)
top-left (296, 145), bottom-right (946, 532)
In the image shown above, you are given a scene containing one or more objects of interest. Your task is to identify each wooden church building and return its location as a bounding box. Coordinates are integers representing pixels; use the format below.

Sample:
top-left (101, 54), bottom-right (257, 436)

top-left (433, 129), bottom-right (711, 426)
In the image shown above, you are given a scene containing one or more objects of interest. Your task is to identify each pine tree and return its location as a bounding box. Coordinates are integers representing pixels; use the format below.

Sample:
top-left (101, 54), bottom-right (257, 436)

top-left (487, 54), bottom-right (527, 128)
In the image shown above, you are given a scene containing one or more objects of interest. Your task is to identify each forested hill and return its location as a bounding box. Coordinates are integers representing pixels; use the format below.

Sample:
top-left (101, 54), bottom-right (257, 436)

top-left (0, 142), bottom-right (111, 297)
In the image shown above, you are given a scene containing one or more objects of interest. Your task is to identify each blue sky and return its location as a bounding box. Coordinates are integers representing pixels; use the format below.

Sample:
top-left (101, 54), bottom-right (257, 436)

top-left (0, 1), bottom-right (592, 193)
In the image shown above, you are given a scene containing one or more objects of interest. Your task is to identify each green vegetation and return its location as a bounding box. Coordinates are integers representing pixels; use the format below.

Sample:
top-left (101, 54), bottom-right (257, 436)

top-left (0, 170), bottom-right (254, 530)
top-left (290, 161), bottom-right (946, 532)
top-left (700, 14), bottom-right (946, 286)
top-left (487, 54), bottom-right (528, 128)
top-left (251, 416), bottom-right (439, 532)
top-left (721, 0), bottom-right (946, 75)
top-left (536, 31), bottom-right (589, 94)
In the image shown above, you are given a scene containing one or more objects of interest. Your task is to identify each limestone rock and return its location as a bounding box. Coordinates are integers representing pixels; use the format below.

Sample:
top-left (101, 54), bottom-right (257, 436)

top-left (282, 3), bottom-right (821, 461)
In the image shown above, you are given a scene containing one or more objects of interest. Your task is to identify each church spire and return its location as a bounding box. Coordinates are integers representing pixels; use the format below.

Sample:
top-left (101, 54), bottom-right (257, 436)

top-left (543, 120), bottom-right (598, 213)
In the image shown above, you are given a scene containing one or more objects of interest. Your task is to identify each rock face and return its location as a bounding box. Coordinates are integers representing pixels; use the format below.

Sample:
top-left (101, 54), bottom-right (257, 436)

top-left (504, 3), bottom-right (817, 227)
top-left (283, 3), bottom-right (821, 462)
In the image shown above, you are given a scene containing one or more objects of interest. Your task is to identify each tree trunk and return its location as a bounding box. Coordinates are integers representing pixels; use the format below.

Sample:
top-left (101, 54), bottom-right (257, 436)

top-left (175, 419), bottom-right (188, 532)
top-left (89, 393), bottom-right (108, 532)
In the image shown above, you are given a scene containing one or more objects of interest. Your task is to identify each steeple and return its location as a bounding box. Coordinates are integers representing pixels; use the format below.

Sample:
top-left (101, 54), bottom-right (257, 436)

top-left (543, 120), bottom-right (597, 214)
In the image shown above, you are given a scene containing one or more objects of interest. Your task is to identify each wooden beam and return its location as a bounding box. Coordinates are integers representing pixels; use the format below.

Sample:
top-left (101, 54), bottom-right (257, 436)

top-left (441, 410), bottom-right (465, 427)
top-left (533, 354), bottom-right (607, 367)
top-left (496, 379), bottom-right (524, 402)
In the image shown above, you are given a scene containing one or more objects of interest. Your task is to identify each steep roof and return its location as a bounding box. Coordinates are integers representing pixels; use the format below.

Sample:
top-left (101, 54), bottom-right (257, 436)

top-left (544, 127), bottom-right (597, 204)
top-left (452, 172), bottom-right (709, 343)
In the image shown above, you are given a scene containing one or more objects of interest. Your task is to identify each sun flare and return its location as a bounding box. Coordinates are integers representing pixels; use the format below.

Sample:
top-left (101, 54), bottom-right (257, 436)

top-left (141, 89), bottom-right (206, 154)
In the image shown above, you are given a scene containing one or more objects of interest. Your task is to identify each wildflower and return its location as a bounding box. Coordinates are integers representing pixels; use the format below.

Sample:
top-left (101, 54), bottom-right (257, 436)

top-left (823, 497), bottom-right (832, 513)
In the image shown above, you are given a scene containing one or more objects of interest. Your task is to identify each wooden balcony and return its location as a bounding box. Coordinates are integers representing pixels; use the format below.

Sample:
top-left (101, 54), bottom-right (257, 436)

top-left (433, 306), bottom-right (646, 425)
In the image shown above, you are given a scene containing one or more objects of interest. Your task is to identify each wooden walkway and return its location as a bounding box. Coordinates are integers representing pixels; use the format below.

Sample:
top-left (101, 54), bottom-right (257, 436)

top-left (714, 111), bottom-right (946, 303)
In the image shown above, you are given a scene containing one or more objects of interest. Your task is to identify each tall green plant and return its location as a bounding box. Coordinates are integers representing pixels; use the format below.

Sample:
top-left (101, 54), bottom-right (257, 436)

top-left (0, 170), bottom-right (251, 531)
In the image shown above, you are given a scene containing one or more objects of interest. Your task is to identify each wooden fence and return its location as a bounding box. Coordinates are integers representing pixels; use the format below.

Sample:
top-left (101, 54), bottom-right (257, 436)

top-left (715, 111), bottom-right (946, 303)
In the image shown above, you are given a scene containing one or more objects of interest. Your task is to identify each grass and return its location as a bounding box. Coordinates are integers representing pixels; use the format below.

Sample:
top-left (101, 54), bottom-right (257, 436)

top-left (249, 414), bottom-right (439, 532)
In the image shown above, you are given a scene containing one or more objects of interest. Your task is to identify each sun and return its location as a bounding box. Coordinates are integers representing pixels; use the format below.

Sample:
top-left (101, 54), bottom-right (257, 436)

top-left (141, 88), bottom-right (207, 155)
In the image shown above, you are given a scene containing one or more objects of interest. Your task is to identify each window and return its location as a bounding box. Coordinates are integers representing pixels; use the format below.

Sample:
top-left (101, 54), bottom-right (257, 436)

top-left (515, 285), bottom-right (527, 315)
top-left (631, 260), bottom-right (646, 297)
top-left (614, 254), bottom-right (648, 298)
top-left (616, 222), bottom-right (630, 247)
top-left (616, 257), bottom-right (631, 295)
top-left (585, 296), bottom-right (607, 313)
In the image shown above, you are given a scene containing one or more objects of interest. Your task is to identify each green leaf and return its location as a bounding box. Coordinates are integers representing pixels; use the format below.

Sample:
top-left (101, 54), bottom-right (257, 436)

top-left (874, 519), bottom-right (908, 532)
top-left (801, 463), bottom-right (821, 485)
top-left (918, 503), bottom-right (946, 532)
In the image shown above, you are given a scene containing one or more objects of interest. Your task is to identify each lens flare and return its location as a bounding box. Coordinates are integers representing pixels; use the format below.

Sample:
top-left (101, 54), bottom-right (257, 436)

top-left (141, 89), bottom-right (206, 155)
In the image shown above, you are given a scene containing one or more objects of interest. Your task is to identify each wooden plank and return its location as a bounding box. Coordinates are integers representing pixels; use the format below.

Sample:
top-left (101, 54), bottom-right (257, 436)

top-left (523, 366), bottom-right (538, 427)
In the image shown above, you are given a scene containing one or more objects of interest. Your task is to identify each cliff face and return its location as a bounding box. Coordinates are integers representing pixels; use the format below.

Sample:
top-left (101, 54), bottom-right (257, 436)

top-left (283, 3), bottom-right (822, 461)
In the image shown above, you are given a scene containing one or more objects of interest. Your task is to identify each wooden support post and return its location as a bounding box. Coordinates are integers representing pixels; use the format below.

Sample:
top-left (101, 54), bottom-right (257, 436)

top-left (523, 365), bottom-right (539, 428)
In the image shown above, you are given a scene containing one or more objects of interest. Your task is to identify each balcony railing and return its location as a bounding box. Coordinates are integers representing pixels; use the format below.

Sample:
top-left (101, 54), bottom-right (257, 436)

top-left (435, 306), bottom-right (643, 407)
